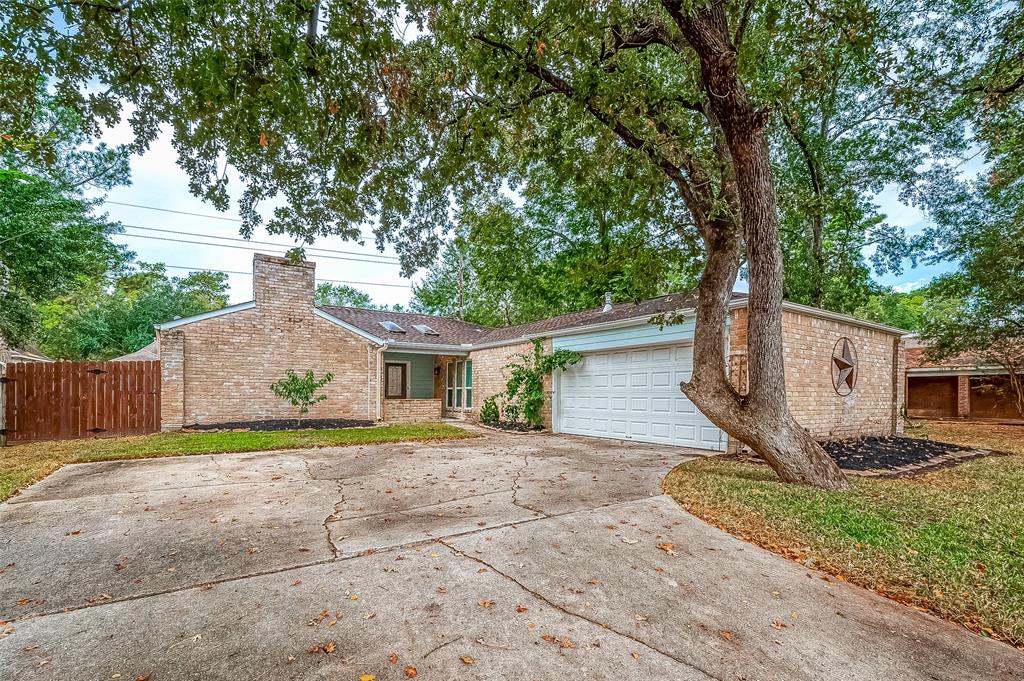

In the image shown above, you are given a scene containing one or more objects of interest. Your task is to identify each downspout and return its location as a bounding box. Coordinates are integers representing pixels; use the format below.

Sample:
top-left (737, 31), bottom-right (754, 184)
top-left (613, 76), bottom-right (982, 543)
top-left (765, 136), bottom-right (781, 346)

top-left (375, 341), bottom-right (389, 421)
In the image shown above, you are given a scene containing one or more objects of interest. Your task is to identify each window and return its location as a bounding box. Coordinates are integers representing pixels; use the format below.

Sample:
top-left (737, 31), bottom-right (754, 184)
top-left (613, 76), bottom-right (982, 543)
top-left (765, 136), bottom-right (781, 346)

top-left (378, 320), bottom-right (406, 333)
top-left (385, 363), bottom-right (408, 399)
top-left (445, 360), bottom-right (473, 410)
top-left (412, 324), bottom-right (439, 336)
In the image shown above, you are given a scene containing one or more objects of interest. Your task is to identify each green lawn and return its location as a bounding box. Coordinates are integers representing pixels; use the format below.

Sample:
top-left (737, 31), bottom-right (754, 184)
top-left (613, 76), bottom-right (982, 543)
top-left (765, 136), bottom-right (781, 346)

top-left (1, 423), bottom-right (474, 502)
top-left (663, 421), bottom-right (1024, 647)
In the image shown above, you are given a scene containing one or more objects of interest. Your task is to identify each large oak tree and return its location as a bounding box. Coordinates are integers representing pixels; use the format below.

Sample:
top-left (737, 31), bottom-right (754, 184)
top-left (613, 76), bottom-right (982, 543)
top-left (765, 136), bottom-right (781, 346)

top-left (0, 0), bottom-right (993, 488)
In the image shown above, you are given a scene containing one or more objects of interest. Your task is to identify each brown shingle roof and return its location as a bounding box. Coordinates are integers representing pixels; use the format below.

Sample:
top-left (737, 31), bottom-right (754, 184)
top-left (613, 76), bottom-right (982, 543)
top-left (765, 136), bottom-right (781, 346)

top-left (319, 291), bottom-right (748, 348)
top-left (318, 306), bottom-right (493, 345)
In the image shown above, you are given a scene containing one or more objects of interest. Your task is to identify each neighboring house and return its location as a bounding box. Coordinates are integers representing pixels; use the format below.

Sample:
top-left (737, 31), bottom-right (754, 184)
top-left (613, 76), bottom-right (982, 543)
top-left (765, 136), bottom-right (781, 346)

top-left (905, 337), bottom-right (1023, 420)
top-left (111, 340), bottom-right (160, 362)
top-left (155, 254), bottom-right (906, 450)
top-left (0, 337), bottom-right (53, 364)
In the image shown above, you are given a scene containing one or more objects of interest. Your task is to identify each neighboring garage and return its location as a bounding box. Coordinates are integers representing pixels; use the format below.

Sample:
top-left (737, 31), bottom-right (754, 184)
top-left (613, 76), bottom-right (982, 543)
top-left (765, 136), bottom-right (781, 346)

top-left (556, 345), bottom-right (726, 450)
top-left (905, 340), bottom-right (1024, 421)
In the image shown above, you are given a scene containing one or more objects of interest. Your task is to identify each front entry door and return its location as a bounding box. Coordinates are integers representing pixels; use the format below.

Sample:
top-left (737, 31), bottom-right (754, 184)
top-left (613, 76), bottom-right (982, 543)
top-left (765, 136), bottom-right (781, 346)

top-left (385, 363), bottom-right (408, 399)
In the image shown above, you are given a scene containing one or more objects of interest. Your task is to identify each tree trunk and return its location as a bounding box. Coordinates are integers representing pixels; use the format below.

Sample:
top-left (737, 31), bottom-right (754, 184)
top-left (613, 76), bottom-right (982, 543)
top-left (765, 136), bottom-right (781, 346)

top-left (666, 1), bottom-right (850, 491)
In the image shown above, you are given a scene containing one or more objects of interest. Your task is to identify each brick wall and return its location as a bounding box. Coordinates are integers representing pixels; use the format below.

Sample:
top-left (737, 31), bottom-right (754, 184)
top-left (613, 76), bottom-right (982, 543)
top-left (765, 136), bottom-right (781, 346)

top-left (465, 339), bottom-right (553, 428)
top-left (159, 254), bottom-right (380, 428)
top-left (383, 398), bottom-right (442, 423)
top-left (729, 306), bottom-right (904, 439)
top-left (957, 375), bottom-right (971, 417)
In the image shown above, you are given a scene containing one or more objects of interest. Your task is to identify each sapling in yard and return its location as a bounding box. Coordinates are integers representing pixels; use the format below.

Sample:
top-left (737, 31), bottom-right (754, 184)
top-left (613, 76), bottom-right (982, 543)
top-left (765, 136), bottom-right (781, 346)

top-left (269, 370), bottom-right (334, 427)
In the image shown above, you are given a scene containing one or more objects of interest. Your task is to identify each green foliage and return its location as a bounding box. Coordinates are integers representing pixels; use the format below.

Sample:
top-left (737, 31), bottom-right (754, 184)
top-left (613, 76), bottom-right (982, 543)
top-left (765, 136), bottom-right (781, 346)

top-left (479, 395), bottom-right (500, 424)
top-left (314, 282), bottom-right (403, 311)
top-left (412, 192), bottom-right (700, 326)
top-left (0, 0), bottom-right (991, 282)
top-left (853, 289), bottom-right (928, 332)
top-left (501, 340), bottom-right (581, 428)
top-left (37, 265), bottom-right (229, 360)
top-left (270, 369), bottom-right (335, 420)
top-left (0, 169), bottom-right (128, 345)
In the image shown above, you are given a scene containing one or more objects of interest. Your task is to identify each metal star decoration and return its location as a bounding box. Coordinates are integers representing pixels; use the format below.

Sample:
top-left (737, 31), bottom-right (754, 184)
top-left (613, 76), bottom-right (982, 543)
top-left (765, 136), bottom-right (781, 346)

top-left (831, 338), bottom-right (857, 395)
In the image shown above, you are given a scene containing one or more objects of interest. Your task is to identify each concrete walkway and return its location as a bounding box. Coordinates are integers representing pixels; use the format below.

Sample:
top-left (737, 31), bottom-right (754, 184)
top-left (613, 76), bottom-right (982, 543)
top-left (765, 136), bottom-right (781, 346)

top-left (0, 428), bottom-right (1019, 680)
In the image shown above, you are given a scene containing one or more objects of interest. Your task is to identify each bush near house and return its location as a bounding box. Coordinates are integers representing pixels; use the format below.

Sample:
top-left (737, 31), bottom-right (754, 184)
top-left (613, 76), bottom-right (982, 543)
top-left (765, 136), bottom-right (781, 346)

top-left (484, 340), bottom-right (581, 429)
top-left (664, 420), bottom-right (1024, 647)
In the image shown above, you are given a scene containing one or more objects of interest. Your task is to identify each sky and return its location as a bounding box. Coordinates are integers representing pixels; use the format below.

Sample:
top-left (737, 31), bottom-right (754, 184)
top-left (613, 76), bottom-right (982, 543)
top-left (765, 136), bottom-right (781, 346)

top-left (93, 124), bottom-right (956, 308)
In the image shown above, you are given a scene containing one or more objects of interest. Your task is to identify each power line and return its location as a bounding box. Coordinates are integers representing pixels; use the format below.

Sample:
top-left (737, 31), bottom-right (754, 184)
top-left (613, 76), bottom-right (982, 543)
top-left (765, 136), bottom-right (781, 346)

top-left (121, 224), bottom-right (400, 262)
top-left (114, 230), bottom-right (401, 266)
top-left (104, 200), bottom-right (242, 222)
top-left (160, 264), bottom-right (411, 289)
top-left (101, 199), bottom-right (378, 240)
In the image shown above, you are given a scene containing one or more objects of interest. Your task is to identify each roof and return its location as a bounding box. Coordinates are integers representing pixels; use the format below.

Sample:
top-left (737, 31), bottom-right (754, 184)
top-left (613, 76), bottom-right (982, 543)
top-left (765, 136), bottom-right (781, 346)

top-left (320, 292), bottom-right (748, 348)
top-left (111, 340), bottom-right (159, 362)
top-left (5, 344), bottom-right (53, 363)
top-left (317, 306), bottom-right (493, 346)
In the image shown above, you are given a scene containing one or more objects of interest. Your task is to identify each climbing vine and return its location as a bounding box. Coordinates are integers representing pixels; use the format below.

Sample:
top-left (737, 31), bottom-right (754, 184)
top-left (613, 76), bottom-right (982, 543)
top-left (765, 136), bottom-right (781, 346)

top-left (489, 340), bottom-right (581, 428)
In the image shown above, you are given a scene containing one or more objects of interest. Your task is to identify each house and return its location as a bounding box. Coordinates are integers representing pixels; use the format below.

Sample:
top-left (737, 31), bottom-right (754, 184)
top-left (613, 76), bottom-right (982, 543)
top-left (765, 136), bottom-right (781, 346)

top-left (0, 338), bottom-right (53, 365)
top-left (905, 337), bottom-right (1022, 420)
top-left (155, 254), bottom-right (907, 450)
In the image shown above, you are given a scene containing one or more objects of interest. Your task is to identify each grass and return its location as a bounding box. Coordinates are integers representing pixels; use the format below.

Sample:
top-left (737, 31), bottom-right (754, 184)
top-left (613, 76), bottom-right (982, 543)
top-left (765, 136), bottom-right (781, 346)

top-left (663, 420), bottom-right (1024, 647)
top-left (0, 422), bottom-right (474, 502)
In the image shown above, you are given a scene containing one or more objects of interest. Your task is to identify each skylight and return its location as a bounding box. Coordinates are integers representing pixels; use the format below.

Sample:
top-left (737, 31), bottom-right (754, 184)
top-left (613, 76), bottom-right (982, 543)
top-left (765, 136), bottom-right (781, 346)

top-left (412, 324), bottom-right (440, 336)
top-left (378, 320), bottom-right (406, 333)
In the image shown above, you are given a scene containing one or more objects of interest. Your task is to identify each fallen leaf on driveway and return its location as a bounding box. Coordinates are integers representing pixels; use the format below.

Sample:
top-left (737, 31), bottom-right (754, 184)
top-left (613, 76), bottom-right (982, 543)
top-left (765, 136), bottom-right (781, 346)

top-left (291, 580), bottom-right (302, 586)
top-left (620, 538), bottom-right (638, 545)
top-left (720, 630), bottom-right (734, 641)
top-left (631, 651), bottom-right (640, 660)
top-left (388, 653), bottom-right (398, 664)
top-left (515, 604), bottom-right (528, 613)
top-left (404, 666), bottom-right (418, 677)
top-left (478, 599), bottom-right (494, 608)
top-left (770, 619), bottom-right (786, 630)
top-left (459, 655), bottom-right (475, 665)
top-left (360, 675), bottom-right (377, 681)
top-left (541, 634), bottom-right (576, 649)
top-left (656, 543), bottom-right (677, 556)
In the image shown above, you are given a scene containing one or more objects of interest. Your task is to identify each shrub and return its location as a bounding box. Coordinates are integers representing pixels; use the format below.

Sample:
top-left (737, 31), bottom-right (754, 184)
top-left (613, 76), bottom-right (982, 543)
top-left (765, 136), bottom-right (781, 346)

top-left (480, 395), bottom-right (500, 423)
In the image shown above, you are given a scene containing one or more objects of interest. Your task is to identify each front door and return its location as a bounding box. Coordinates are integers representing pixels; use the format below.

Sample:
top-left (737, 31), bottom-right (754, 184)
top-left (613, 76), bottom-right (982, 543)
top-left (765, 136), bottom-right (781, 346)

top-left (385, 363), bottom-right (408, 399)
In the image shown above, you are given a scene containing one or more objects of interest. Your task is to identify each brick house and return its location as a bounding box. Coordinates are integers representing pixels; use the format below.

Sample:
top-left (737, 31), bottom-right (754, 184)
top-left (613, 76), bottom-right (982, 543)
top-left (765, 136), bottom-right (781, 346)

top-left (905, 337), bottom-right (1023, 420)
top-left (154, 254), bottom-right (906, 450)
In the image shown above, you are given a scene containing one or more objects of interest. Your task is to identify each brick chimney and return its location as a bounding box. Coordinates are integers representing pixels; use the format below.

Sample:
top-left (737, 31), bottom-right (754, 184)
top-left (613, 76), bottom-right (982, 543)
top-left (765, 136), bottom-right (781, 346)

top-left (252, 253), bottom-right (316, 314)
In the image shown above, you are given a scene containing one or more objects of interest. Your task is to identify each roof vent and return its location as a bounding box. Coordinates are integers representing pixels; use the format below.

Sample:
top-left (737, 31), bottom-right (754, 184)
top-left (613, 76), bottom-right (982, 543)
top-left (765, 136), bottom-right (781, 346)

top-left (378, 320), bottom-right (406, 333)
top-left (412, 324), bottom-right (439, 336)
top-left (602, 292), bottom-right (613, 313)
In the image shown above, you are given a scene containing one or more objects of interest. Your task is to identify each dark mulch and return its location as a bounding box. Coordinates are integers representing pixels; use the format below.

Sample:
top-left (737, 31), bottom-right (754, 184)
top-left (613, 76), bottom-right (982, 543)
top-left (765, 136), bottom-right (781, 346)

top-left (822, 436), bottom-right (978, 471)
top-left (185, 418), bottom-right (375, 432)
top-left (481, 420), bottom-right (544, 433)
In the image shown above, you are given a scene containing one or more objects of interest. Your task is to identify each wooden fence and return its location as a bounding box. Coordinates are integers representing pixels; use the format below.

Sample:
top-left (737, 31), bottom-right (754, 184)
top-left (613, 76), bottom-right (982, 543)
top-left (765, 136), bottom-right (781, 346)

top-left (2, 361), bottom-right (161, 444)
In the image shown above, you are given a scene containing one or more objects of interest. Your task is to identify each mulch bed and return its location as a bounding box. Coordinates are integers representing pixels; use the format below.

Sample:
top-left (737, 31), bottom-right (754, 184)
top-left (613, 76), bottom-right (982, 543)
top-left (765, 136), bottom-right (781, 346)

top-left (730, 436), bottom-right (998, 476)
top-left (823, 436), bottom-right (973, 472)
top-left (184, 418), bottom-right (375, 432)
top-left (479, 420), bottom-right (545, 433)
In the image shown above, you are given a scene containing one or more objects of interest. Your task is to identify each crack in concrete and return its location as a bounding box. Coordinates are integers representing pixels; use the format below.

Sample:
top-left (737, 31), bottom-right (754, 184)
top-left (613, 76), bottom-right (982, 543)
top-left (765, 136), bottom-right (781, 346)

top-left (322, 480), bottom-right (345, 559)
top-left (437, 539), bottom-right (724, 681)
top-left (510, 454), bottom-right (547, 516)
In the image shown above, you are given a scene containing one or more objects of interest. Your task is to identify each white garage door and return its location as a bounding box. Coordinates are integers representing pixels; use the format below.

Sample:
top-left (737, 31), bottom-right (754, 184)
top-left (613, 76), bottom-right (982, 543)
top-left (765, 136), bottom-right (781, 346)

top-left (556, 345), bottom-right (726, 450)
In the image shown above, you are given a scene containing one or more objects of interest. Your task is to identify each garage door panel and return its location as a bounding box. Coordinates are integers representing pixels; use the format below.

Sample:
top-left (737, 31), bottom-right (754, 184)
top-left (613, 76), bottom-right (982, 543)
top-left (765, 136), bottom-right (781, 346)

top-left (558, 344), bottom-right (725, 450)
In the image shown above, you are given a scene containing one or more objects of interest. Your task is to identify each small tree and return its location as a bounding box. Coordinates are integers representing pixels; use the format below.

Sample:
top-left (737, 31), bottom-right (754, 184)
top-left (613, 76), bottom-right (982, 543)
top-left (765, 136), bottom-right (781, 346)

top-left (269, 370), bottom-right (334, 426)
top-left (502, 340), bottom-right (582, 428)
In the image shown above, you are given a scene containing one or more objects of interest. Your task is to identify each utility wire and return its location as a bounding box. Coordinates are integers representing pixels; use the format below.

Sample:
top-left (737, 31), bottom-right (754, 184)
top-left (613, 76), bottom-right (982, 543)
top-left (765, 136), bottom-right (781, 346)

top-left (121, 224), bottom-right (400, 262)
top-left (114, 231), bottom-right (401, 266)
top-left (160, 264), bottom-right (411, 289)
top-left (101, 199), bottom-right (378, 240)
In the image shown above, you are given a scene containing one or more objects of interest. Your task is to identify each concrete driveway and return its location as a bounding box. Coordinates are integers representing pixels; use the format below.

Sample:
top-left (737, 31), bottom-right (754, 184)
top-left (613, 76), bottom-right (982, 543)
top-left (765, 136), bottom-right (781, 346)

top-left (0, 427), bottom-right (1019, 680)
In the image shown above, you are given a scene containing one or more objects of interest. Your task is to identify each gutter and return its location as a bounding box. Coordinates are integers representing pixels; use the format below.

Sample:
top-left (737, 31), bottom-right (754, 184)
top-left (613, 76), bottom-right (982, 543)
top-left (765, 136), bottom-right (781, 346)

top-left (376, 341), bottom-right (389, 421)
